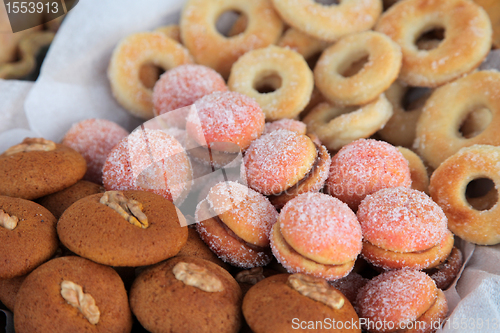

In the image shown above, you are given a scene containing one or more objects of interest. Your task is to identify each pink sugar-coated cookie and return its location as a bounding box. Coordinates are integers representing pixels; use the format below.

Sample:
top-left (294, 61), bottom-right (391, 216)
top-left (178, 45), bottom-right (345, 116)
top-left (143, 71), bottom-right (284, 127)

top-left (62, 119), bottom-right (128, 184)
top-left (270, 192), bottom-right (362, 280)
top-left (325, 139), bottom-right (411, 210)
top-left (102, 128), bottom-right (192, 203)
top-left (243, 129), bottom-right (317, 196)
top-left (153, 64), bottom-right (227, 116)
top-left (358, 187), bottom-right (447, 253)
top-left (264, 119), bottom-right (307, 135)
top-left (186, 91), bottom-right (265, 152)
top-left (195, 181), bottom-right (278, 268)
top-left (356, 269), bottom-right (448, 333)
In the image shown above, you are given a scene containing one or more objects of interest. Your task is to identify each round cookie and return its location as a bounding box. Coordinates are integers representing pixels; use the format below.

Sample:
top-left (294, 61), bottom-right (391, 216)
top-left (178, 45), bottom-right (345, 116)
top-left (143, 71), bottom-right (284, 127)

top-left (14, 256), bottom-right (132, 333)
top-left (37, 180), bottom-right (104, 219)
top-left (0, 138), bottom-right (86, 200)
top-left (130, 256), bottom-right (242, 333)
top-left (57, 190), bottom-right (188, 267)
top-left (0, 274), bottom-right (26, 311)
top-left (0, 196), bottom-right (58, 279)
top-left (243, 273), bottom-right (360, 333)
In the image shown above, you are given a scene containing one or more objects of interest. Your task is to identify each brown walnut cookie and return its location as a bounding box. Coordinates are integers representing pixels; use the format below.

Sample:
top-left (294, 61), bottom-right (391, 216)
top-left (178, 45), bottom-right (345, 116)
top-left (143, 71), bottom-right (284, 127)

top-left (0, 138), bottom-right (86, 200)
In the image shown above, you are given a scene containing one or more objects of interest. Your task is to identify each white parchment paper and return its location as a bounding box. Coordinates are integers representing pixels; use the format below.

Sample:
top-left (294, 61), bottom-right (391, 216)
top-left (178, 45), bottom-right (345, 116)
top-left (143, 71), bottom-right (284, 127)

top-left (0, 0), bottom-right (499, 332)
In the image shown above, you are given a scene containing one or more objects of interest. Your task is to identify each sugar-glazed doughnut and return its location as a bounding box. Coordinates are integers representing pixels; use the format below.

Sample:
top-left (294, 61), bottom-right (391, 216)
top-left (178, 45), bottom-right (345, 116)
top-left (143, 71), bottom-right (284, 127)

top-left (108, 32), bottom-right (193, 119)
top-left (303, 94), bottom-right (393, 151)
top-left (277, 28), bottom-right (330, 65)
top-left (271, 0), bottom-right (382, 42)
top-left (396, 147), bottom-right (429, 194)
top-left (429, 145), bottom-right (500, 245)
top-left (228, 45), bottom-right (313, 120)
top-left (314, 31), bottom-right (402, 106)
top-left (180, 0), bottom-right (283, 79)
top-left (378, 82), bottom-right (432, 148)
top-left (415, 71), bottom-right (500, 169)
top-left (375, 0), bottom-right (492, 87)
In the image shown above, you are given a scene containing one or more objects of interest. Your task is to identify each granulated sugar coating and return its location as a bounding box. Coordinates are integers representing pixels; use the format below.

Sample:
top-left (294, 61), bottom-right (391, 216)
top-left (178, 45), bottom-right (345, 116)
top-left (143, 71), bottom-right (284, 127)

top-left (152, 64), bottom-right (227, 116)
top-left (207, 181), bottom-right (278, 247)
top-left (62, 119), bottom-right (128, 184)
top-left (325, 139), bottom-right (411, 210)
top-left (264, 119), bottom-right (307, 135)
top-left (357, 187), bottom-right (448, 253)
top-left (102, 128), bottom-right (192, 203)
top-left (357, 269), bottom-right (437, 332)
top-left (279, 192), bottom-right (362, 265)
top-left (243, 130), bottom-right (316, 195)
top-left (186, 91), bottom-right (265, 151)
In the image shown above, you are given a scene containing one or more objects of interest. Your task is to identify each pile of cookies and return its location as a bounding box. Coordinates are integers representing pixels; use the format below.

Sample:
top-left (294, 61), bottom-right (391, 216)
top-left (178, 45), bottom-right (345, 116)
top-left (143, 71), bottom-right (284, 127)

top-left (2, 0), bottom-right (500, 332)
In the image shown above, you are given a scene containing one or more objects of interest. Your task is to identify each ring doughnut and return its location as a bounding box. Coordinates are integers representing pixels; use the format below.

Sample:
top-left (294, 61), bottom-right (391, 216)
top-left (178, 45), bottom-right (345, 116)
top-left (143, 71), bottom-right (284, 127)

top-left (375, 0), bottom-right (492, 87)
top-left (396, 146), bottom-right (429, 194)
top-left (271, 0), bottom-right (382, 42)
top-left (378, 81), bottom-right (432, 148)
top-left (277, 28), bottom-right (330, 66)
top-left (303, 94), bottom-right (393, 151)
top-left (474, 0), bottom-right (500, 49)
top-left (228, 45), bottom-right (314, 120)
top-left (415, 71), bottom-right (500, 169)
top-left (314, 31), bottom-right (402, 106)
top-left (429, 145), bottom-right (500, 245)
top-left (180, 0), bottom-right (283, 79)
top-left (108, 32), bottom-right (193, 119)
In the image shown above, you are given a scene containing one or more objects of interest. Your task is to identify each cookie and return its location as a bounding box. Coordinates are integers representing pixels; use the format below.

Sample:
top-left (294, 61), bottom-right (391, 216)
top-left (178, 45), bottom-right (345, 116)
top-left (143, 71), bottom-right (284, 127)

top-left (14, 256), bottom-right (132, 333)
top-left (37, 180), bottom-right (104, 219)
top-left (57, 190), bottom-right (188, 266)
top-left (0, 274), bottom-right (26, 311)
top-left (0, 196), bottom-right (58, 279)
top-left (130, 256), bottom-right (242, 333)
top-left (0, 138), bottom-right (86, 200)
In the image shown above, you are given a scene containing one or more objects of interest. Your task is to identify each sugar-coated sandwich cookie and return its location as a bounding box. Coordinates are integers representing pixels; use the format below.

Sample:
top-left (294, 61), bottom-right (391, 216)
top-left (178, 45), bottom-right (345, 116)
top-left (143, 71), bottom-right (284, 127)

top-left (0, 138), bottom-right (86, 200)
top-left (14, 256), bottom-right (132, 333)
top-left (37, 180), bottom-right (104, 219)
top-left (102, 128), bottom-right (192, 204)
top-left (357, 187), bottom-right (453, 270)
top-left (270, 192), bottom-right (362, 281)
top-left (62, 118), bottom-right (129, 184)
top-left (243, 129), bottom-right (330, 205)
top-left (130, 256), bottom-right (242, 333)
top-left (57, 190), bottom-right (188, 267)
top-left (176, 227), bottom-right (230, 270)
top-left (0, 196), bottom-right (58, 279)
top-left (153, 64), bottom-right (227, 116)
top-left (186, 91), bottom-right (265, 152)
top-left (243, 273), bottom-right (360, 333)
top-left (357, 269), bottom-right (448, 333)
top-left (325, 139), bottom-right (412, 210)
top-left (425, 246), bottom-right (463, 290)
top-left (0, 274), bottom-right (26, 311)
top-left (195, 181), bottom-right (278, 268)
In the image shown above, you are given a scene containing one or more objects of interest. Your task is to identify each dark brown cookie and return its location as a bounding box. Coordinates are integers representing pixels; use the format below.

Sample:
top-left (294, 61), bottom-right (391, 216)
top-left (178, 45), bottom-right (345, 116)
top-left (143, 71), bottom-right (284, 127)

top-left (57, 190), bottom-right (188, 266)
top-left (14, 256), bottom-right (132, 333)
top-left (243, 274), bottom-right (360, 333)
top-left (37, 180), bottom-right (104, 219)
top-left (0, 274), bottom-right (26, 311)
top-left (0, 138), bottom-right (87, 200)
top-left (130, 256), bottom-right (242, 333)
top-left (0, 196), bottom-right (58, 279)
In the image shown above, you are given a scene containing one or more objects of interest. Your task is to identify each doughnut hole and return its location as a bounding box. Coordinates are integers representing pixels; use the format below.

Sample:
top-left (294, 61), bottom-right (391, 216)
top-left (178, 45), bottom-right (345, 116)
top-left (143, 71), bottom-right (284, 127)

top-left (459, 106), bottom-right (492, 139)
top-left (466, 178), bottom-right (498, 211)
top-left (216, 10), bottom-right (248, 37)
top-left (139, 64), bottom-right (165, 89)
top-left (416, 27), bottom-right (446, 51)
top-left (338, 52), bottom-right (370, 78)
top-left (253, 70), bottom-right (282, 94)
top-left (314, 0), bottom-right (340, 5)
